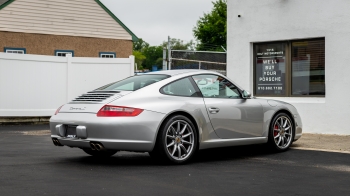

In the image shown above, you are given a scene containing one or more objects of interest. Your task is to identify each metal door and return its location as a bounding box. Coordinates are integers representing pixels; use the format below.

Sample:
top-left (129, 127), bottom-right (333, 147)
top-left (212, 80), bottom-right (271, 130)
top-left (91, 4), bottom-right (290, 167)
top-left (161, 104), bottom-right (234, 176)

top-left (203, 98), bottom-right (263, 138)
top-left (192, 74), bottom-right (264, 139)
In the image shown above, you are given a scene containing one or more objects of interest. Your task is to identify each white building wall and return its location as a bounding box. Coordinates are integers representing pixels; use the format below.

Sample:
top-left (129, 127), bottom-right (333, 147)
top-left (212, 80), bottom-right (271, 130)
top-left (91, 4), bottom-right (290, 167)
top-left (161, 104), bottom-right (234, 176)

top-left (227, 0), bottom-right (350, 135)
top-left (0, 53), bottom-right (134, 116)
top-left (0, 0), bottom-right (132, 40)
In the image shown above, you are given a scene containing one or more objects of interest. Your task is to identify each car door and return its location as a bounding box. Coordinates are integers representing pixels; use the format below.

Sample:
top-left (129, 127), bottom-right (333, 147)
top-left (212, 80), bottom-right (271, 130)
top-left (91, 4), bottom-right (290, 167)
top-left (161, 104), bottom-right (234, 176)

top-left (192, 74), bottom-right (264, 139)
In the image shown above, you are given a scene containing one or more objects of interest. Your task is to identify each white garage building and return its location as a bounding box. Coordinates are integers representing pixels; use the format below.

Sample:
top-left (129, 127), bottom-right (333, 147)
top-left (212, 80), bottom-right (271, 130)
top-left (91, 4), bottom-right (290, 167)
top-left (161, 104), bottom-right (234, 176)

top-left (227, 0), bottom-right (350, 135)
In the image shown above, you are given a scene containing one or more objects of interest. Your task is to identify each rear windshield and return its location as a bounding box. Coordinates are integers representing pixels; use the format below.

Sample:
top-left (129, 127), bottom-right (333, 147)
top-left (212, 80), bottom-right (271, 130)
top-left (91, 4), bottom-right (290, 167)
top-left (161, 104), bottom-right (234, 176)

top-left (95, 74), bottom-right (170, 91)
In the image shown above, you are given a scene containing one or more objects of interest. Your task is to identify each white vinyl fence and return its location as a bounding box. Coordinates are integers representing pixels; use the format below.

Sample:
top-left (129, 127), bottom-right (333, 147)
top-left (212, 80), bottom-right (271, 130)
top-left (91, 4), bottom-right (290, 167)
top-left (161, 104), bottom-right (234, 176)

top-left (0, 53), bottom-right (135, 117)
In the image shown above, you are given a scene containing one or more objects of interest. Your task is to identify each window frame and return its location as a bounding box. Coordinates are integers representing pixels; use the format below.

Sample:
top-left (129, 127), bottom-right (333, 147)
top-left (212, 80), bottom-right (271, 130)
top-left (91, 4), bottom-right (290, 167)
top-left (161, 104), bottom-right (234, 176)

top-left (55, 50), bottom-right (74, 57)
top-left (159, 76), bottom-right (203, 98)
top-left (191, 74), bottom-right (243, 99)
top-left (99, 52), bottom-right (116, 58)
top-left (253, 38), bottom-right (325, 97)
top-left (4, 47), bottom-right (26, 54)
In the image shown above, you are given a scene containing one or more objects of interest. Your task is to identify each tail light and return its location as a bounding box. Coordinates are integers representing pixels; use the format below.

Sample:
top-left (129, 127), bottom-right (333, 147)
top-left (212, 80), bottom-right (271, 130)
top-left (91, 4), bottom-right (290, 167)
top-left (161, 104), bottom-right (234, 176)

top-left (97, 105), bottom-right (143, 117)
top-left (54, 105), bottom-right (64, 115)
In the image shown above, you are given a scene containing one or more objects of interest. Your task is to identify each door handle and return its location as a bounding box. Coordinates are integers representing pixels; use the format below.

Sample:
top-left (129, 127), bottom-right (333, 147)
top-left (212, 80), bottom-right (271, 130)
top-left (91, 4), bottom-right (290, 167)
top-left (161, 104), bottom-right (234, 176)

top-left (208, 107), bottom-right (220, 114)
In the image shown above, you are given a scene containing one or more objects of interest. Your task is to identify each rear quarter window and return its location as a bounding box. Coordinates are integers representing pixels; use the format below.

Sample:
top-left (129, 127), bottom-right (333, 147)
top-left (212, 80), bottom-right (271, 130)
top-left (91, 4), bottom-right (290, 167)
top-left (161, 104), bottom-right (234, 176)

top-left (160, 77), bottom-right (201, 97)
top-left (96, 74), bottom-right (170, 91)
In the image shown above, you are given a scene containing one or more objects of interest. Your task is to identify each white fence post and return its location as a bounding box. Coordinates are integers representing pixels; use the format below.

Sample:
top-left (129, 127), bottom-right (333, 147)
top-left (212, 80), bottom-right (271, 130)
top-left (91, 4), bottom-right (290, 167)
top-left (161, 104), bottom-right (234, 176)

top-left (129, 55), bottom-right (135, 75)
top-left (66, 54), bottom-right (72, 102)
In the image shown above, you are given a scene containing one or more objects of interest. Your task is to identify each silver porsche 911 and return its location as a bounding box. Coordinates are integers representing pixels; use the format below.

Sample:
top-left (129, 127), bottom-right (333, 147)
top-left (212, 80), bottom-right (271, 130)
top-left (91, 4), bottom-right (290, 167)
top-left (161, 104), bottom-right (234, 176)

top-left (50, 69), bottom-right (302, 164)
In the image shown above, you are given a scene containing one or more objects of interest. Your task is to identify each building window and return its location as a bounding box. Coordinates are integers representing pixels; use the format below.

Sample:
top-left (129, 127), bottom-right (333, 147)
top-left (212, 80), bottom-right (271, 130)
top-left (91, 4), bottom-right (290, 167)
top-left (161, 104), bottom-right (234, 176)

top-left (99, 52), bottom-right (116, 58)
top-left (55, 50), bottom-right (74, 57)
top-left (291, 40), bottom-right (325, 96)
top-left (4, 47), bottom-right (26, 54)
top-left (253, 38), bottom-right (325, 97)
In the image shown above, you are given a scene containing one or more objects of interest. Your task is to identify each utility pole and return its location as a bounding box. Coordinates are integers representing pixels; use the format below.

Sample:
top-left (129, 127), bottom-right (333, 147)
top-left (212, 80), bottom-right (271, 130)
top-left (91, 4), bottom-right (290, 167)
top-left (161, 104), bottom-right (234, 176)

top-left (162, 47), bottom-right (167, 70)
top-left (167, 36), bottom-right (172, 70)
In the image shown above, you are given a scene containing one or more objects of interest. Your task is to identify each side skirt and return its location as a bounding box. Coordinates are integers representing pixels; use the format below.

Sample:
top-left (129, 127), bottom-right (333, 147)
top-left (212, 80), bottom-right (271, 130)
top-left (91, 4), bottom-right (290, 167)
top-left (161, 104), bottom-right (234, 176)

top-left (199, 137), bottom-right (268, 150)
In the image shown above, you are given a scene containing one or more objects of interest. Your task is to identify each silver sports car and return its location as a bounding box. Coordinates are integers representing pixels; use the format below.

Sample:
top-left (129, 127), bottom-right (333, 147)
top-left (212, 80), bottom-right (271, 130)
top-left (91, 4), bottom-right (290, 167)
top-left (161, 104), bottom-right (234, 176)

top-left (50, 70), bottom-right (302, 164)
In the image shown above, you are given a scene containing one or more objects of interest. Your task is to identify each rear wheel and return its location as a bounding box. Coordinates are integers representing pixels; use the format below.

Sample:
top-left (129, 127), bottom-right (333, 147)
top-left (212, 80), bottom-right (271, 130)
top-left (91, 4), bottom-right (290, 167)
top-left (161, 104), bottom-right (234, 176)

top-left (82, 149), bottom-right (117, 157)
top-left (150, 115), bottom-right (198, 164)
top-left (268, 113), bottom-right (295, 152)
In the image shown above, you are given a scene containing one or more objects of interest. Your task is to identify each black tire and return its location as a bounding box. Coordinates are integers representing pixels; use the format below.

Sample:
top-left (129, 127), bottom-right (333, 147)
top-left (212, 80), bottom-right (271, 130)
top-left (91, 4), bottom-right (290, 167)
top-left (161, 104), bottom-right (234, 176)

top-left (82, 148), bottom-right (117, 157)
top-left (268, 112), bottom-right (295, 152)
top-left (151, 115), bottom-right (198, 164)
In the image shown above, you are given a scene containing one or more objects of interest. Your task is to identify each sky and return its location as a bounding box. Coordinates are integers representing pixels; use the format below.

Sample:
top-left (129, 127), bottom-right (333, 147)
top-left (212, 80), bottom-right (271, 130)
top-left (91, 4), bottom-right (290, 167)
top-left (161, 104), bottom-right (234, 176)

top-left (100, 0), bottom-right (214, 46)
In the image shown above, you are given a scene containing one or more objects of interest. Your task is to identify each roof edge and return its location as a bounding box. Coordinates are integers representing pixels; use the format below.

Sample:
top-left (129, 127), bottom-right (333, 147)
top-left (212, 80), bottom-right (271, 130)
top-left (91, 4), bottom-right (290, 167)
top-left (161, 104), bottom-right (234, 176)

top-left (0, 0), bottom-right (15, 10)
top-left (95, 0), bottom-right (138, 42)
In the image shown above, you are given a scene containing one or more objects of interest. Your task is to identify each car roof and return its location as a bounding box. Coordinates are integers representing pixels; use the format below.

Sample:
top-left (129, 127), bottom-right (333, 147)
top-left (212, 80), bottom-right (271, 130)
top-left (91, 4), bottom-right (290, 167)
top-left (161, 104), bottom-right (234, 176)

top-left (142, 69), bottom-right (220, 76)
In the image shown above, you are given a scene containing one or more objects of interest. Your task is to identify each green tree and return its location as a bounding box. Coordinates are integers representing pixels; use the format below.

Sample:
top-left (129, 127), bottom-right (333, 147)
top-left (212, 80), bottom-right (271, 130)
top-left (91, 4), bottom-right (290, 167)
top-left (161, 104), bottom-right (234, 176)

top-left (133, 50), bottom-right (146, 70)
top-left (133, 38), bottom-right (194, 71)
top-left (162, 38), bottom-right (196, 50)
top-left (133, 38), bottom-right (149, 51)
top-left (141, 45), bottom-right (163, 70)
top-left (193, 0), bottom-right (227, 51)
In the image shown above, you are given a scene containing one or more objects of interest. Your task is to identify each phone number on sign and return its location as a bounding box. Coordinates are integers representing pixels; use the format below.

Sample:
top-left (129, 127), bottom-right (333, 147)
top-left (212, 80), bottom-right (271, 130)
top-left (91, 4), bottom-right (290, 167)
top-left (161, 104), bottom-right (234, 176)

top-left (258, 86), bottom-right (283, 90)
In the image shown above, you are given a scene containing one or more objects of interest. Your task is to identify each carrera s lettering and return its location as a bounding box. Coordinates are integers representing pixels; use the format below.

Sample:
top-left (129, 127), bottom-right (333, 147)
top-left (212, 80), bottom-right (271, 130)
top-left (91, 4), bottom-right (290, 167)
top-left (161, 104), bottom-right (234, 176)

top-left (69, 107), bottom-right (86, 111)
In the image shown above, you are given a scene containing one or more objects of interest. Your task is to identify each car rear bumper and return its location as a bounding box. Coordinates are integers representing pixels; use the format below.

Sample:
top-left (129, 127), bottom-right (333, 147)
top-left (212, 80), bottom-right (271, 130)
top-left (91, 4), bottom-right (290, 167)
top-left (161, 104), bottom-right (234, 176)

top-left (50, 110), bottom-right (165, 152)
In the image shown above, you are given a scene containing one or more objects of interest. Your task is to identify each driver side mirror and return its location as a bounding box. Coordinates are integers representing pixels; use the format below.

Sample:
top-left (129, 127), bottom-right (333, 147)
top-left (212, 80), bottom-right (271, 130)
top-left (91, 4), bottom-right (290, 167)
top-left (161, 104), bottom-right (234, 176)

top-left (242, 90), bottom-right (251, 99)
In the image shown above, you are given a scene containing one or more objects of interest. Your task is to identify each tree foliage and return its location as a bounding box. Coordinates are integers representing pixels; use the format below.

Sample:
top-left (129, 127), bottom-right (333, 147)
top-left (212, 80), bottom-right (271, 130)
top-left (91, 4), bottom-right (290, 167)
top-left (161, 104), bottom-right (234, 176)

top-left (132, 50), bottom-right (146, 70)
top-left (162, 38), bottom-right (196, 51)
top-left (193, 0), bottom-right (227, 51)
top-left (133, 38), bottom-right (149, 51)
top-left (141, 46), bottom-right (163, 70)
top-left (133, 38), bottom-right (194, 70)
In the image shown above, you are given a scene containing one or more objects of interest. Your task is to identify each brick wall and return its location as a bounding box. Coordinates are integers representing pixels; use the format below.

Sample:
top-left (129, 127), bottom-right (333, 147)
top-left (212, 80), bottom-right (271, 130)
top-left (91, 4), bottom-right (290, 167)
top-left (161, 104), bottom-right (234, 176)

top-left (0, 31), bottom-right (132, 58)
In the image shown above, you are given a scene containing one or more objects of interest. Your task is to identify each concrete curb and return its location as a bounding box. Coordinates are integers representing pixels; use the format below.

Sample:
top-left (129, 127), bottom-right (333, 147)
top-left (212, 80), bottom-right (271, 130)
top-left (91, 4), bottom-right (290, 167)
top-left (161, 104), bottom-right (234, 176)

top-left (0, 117), bottom-right (50, 125)
top-left (291, 147), bottom-right (350, 154)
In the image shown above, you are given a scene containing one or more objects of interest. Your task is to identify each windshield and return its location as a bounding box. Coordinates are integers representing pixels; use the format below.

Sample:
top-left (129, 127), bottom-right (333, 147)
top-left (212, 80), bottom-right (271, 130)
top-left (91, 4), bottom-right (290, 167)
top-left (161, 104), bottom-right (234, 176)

top-left (95, 74), bottom-right (170, 91)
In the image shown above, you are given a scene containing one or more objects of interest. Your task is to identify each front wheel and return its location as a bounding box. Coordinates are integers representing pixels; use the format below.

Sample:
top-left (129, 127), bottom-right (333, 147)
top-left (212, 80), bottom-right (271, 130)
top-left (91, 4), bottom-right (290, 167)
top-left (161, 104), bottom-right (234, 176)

top-left (268, 113), bottom-right (295, 152)
top-left (82, 149), bottom-right (118, 157)
top-left (151, 115), bottom-right (198, 164)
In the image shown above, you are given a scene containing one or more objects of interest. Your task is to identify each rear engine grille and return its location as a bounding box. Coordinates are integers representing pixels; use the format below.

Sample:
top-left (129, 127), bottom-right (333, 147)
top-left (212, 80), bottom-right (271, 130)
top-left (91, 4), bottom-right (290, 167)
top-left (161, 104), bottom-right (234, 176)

top-left (72, 93), bottom-right (116, 102)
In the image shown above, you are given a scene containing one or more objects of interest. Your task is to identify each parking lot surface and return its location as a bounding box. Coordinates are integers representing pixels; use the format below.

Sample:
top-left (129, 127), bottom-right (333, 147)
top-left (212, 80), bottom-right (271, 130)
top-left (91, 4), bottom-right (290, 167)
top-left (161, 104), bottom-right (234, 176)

top-left (1, 125), bottom-right (349, 196)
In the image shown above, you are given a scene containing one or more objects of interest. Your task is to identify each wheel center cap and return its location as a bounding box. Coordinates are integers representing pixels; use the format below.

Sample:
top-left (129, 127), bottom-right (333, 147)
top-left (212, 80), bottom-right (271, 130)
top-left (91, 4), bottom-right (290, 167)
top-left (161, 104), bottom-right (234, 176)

top-left (281, 129), bottom-right (285, 135)
top-left (175, 137), bottom-right (181, 143)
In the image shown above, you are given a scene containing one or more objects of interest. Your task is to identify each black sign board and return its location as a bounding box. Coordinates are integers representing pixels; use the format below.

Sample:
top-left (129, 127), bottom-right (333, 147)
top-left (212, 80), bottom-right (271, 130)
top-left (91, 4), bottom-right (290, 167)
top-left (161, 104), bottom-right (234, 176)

top-left (255, 43), bottom-right (286, 95)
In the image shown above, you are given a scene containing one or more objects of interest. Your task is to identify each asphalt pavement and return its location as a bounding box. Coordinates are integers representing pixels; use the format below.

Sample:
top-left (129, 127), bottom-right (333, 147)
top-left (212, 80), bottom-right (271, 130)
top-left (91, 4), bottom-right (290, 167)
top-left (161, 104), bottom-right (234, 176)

top-left (1, 125), bottom-right (349, 196)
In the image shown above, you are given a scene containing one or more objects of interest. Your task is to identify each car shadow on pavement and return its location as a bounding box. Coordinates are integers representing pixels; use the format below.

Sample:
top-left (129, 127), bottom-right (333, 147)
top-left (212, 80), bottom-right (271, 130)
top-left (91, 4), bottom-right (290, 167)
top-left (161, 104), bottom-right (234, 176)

top-left (61, 144), bottom-right (277, 166)
top-left (193, 144), bottom-right (275, 163)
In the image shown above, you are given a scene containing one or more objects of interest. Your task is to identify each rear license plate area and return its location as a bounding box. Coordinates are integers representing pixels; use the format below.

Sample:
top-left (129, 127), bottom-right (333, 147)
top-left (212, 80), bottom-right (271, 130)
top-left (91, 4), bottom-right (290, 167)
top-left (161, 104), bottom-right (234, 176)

top-left (65, 125), bottom-right (77, 138)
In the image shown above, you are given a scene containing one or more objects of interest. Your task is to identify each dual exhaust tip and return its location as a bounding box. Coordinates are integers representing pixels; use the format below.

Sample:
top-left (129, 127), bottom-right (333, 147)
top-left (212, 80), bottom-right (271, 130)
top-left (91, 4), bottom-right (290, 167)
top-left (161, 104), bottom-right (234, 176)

top-left (52, 138), bottom-right (105, 151)
top-left (52, 138), bottom-right (63, 146)
top-left (90, 142), bottom-right (105, 151)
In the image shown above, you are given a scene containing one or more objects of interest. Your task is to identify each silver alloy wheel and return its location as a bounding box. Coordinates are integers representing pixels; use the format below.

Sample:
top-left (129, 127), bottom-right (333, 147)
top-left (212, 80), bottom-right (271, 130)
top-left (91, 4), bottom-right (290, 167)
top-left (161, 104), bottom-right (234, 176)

top-left (273, 116), bottom-right (293, 149)
top-left (165, 120), bottom-right (194, 161)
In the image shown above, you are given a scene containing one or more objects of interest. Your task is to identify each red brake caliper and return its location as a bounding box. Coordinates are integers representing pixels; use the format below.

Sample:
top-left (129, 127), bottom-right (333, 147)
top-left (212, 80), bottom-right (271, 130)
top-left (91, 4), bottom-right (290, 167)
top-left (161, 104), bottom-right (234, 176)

top-left (274, 125), bottom-right (279, 136)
